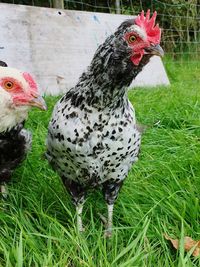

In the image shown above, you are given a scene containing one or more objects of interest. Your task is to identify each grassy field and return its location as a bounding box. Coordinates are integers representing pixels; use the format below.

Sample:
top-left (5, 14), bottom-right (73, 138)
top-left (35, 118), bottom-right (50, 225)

top-left (1, 60), bottom-right (200, 266)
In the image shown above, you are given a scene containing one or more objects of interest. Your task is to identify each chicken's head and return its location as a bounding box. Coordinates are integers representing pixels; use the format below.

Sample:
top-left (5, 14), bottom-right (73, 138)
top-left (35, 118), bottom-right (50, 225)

top-left (0, 66), bottom-right (46, 110)
top-left (119, 10), bottom-right (163, 66)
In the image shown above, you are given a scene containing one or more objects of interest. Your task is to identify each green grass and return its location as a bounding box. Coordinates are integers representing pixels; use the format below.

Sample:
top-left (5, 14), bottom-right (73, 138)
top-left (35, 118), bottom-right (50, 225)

top-left (1, 60), bottom-right (200, 266)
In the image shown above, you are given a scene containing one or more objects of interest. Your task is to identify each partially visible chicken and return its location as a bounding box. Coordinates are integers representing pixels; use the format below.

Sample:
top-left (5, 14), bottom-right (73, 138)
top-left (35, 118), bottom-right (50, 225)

top-left (46, 10), bottom-right (163, 236)
top-left (0, 64), bottom-right (47, 196)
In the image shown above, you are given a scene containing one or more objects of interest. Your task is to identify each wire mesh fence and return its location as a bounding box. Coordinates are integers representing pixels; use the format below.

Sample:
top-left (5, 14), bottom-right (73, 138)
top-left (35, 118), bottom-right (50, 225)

top-left (64, 1), bottom-right (200, 61)
top-left (1, 0), bottom-right (200, 84)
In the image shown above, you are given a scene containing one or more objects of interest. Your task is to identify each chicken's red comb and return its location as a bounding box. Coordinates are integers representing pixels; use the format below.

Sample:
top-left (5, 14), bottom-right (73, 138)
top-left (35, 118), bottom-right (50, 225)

top-left (135, 10), bottom-right (161, 44)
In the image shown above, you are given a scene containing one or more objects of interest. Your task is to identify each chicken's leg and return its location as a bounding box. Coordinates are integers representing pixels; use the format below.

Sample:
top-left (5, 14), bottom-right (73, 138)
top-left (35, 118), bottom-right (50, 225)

top-left (0, 183), bottom-right (8, 199)
top-left (62, 177), bottom-right (86, 232)
top-left (105, 203), bottom-right (114, 237)
top-left (102, 180), bottom-right (123, 237)
top-left (76, 202), bottom-right (84, 232)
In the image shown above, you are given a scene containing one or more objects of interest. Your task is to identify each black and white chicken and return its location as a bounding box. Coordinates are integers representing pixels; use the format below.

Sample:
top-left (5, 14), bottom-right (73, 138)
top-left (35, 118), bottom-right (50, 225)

top-left (46, 10), bottom-right (163, 236)
top-left (0, 63), bottom-right (46, 197)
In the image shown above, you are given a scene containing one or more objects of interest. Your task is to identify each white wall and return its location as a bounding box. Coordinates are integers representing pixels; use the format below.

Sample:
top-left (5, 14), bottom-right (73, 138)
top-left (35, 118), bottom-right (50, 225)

top-left (0, 3), bottom-right (170, 95)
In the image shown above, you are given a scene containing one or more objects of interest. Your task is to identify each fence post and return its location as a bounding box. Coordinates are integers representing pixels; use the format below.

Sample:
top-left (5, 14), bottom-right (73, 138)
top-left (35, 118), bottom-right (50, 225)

top-left (53, 0), bottom-right (64, 9)
top-left (115, 0), bottom-right (121, 14)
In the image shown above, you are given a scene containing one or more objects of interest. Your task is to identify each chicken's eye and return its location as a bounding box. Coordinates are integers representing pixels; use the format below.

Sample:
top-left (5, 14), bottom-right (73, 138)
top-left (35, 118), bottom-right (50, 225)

top-left (4, 81), bottom-right (14, 90)
top-left (129, 35), bottom-right (137, 43)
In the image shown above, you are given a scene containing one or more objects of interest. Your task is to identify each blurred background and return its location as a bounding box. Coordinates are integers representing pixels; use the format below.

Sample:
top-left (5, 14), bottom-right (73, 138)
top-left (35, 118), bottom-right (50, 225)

top-left (1, 0), bottom-right (199, 61)
top-left (1, 0), bottom-right (199, 86)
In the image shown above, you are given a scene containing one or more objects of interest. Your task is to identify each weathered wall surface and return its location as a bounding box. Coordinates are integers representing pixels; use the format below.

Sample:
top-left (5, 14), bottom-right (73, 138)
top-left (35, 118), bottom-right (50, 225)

top-left (0, 3), bottom-right (170, 95)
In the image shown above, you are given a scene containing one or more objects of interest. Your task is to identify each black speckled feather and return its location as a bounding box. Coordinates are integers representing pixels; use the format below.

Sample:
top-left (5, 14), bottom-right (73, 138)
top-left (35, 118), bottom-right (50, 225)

top-left (47, 19), bottom-right (151, 204)
top-left (46, 16), bottom-right (162, 234)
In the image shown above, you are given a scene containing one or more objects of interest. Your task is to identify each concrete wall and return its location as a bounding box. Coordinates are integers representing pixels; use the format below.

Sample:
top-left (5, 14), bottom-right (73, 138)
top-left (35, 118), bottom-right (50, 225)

top-left (0, 3), bottom-right (170, 95)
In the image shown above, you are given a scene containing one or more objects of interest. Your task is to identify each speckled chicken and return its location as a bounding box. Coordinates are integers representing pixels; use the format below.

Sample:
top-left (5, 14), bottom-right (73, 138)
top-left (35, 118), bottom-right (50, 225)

top-left (0, 62), bottom-right (46, 197)
top-left (46, 10), bottom-right (163, 236)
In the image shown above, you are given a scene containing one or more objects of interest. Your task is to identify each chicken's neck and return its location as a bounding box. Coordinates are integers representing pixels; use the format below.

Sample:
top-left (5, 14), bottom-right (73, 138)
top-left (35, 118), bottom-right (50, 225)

top-left (0, 93), bottom-right (28, 133)
top-left (65, 36), bottom-right (151, 110)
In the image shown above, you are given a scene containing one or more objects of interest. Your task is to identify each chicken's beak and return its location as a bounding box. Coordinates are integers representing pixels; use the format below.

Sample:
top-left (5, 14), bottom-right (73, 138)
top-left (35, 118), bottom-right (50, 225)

top-left (145, 44), bottom-right (164, 57)
top-left (29, 95), bottom-right (47, 110)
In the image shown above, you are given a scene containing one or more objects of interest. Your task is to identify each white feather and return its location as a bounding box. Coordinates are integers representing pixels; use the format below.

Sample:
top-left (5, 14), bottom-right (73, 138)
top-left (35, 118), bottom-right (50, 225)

top-left (129, 25), bottom-right (147, 40)
top-left (0, 67), bottom-right (30, 93)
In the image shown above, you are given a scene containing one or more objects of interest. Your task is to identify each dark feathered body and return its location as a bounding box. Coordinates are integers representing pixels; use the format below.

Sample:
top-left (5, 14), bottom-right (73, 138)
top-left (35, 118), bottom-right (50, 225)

top-left (0, 122), bottom-right (32, 184)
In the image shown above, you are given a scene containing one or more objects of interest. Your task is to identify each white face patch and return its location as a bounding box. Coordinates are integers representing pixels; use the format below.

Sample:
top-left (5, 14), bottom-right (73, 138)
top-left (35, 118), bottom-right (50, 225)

top-left (0, 89), bottom-right (29, 132)
top-left (0, 88), bottom-right (12, 107)
top-left (0, 67), bottom-right (29, 93)
top-left (128, 25), bottom-right (147, 40)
